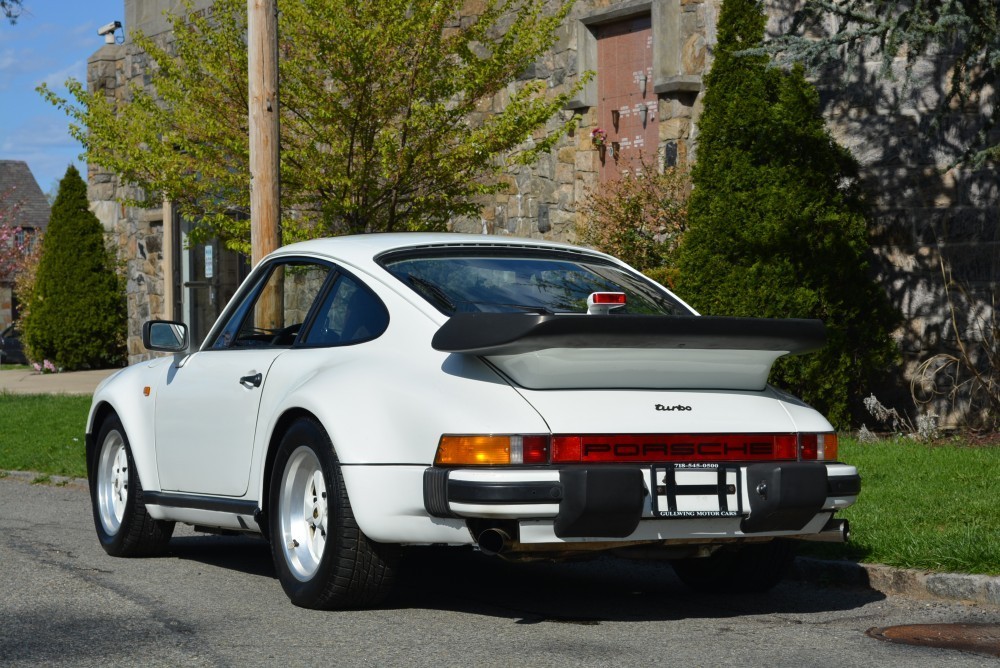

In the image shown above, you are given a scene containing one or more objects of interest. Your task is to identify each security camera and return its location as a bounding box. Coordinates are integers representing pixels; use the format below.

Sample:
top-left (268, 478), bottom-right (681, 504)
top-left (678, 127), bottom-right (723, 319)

top-left (97, 20), bottom-right (122, 44)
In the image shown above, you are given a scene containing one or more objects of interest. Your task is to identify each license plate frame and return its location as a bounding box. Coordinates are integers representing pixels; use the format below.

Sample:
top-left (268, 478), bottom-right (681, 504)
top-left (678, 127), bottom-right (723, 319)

top-left (650, 463), bottom-right (744, 518)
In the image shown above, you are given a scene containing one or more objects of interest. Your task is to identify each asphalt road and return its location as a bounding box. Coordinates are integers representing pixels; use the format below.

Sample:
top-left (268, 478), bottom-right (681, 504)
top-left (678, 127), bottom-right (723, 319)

top-left (2, 476), bottom-right (997, 667)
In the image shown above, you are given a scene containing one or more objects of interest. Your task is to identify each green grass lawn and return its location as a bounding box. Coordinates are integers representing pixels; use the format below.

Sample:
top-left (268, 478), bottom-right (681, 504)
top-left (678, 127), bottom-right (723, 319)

top-left (0, 393), bottom-right (89, 478)
top-left (0, 393), bottom-right (996, 575)
top-left (801, 437), bottom-right (1000, 575)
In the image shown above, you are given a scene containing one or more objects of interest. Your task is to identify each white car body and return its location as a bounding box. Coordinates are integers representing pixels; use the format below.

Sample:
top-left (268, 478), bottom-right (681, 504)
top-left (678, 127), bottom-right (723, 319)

top-left (86, 233), bottom-right (859, 609)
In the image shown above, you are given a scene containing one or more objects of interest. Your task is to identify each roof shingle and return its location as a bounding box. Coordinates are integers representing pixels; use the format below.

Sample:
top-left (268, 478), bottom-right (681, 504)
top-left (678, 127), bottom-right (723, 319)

top-left (0, 160), bottom-right (51, 232)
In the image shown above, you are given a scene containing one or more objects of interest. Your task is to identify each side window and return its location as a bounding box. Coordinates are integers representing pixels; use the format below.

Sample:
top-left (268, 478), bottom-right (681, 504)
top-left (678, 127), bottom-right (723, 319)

top-left (302, 274), bottom-right (389, 346)
top-left (212, 261), bottom-right (332, 349)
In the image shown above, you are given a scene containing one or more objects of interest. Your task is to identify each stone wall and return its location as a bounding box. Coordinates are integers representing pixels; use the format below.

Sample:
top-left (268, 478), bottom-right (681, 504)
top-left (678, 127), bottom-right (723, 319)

top-left (451, 0), bottom-right (716, 241)
top-left (87, 38), bottom-right (172, 362)
top-left (764, 9), bottom-right (999, 424)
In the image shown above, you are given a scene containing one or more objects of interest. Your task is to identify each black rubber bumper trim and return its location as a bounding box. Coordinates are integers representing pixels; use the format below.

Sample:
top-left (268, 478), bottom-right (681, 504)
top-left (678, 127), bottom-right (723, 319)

top-left (828, 473), bottom-right (861, 496)
top-left (555, 468), bottom-right (645, 538)
top-left (143, 491), bottom-right (258, 515)
top-left (741, 462), bottom-right (829, 533)
top-left (448, 479), bottom-right (564, 504)
top-left (424, 467), bottom-right (563, 517)
top-left (423, 468), bottom-right (456, 518)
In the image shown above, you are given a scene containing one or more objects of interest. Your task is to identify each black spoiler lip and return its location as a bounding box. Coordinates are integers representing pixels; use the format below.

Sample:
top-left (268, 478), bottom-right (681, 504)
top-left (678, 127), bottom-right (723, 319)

top-left (431, 314), bottom-right (826, 356)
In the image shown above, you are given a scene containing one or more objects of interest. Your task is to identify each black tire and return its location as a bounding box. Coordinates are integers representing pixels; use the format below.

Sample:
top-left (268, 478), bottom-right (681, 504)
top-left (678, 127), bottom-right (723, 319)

top-left (90, 413), bottom-right (174, 557)
top-left (670, 540), bottom-right (795, 594)
top-left (268, 417), bottom-right (399, 609)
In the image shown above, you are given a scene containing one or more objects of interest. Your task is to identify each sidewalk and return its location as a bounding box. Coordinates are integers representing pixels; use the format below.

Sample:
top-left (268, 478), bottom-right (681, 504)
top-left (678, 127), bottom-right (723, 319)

top-left (0, 367), bottom-right (121, 395)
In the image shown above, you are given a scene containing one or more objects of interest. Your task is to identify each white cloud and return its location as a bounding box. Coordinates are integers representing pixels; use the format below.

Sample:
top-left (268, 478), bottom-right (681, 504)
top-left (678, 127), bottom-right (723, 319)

top-left (68, 21), bottom-right (105, 49)
top-left (38, 58), bottom-right (86, 91)
top-left (1, 115), bottom-right (77, 152)
top-left (0, 115), bottom-right (83, 193)
top-left (0, 46), bottom-right (52, 91)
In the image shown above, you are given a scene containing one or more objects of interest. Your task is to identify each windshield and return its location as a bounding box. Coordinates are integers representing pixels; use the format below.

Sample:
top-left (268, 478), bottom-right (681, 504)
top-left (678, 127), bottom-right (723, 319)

top-left (380, 248), bottom-right (690, 316)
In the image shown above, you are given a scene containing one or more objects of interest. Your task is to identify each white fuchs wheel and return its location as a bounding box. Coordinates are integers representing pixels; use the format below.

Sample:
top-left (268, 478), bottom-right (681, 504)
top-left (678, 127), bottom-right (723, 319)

top-left (89, 413), bottom-right (174, 557)
top-left (277, 446), bottom-right (328, 581)
top-left (96, 428), bottom-right (129, 535)
top-left (268, 417), bottom-right (399, 609)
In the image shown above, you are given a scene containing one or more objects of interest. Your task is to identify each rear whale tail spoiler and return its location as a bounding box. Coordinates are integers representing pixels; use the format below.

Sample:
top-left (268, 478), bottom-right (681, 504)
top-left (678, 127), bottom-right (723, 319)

top-left (432, 314), bottom-right (826, 357)
top-left (431, 314), bottom-right (826, 391)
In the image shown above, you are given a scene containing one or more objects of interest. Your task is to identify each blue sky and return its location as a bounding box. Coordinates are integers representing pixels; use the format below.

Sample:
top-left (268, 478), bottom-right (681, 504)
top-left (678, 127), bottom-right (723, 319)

top-left (1, 0), bottom-right (122, 195)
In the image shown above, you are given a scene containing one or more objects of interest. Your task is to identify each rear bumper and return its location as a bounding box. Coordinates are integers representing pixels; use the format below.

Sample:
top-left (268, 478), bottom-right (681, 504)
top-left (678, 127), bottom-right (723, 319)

top-left (424, 462), bottom-right (860, 539)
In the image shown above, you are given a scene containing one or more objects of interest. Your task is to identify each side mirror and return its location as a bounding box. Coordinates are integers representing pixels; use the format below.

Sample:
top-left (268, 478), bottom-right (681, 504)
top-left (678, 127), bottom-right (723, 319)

top-left (142, 320), bottom-right (189, 353)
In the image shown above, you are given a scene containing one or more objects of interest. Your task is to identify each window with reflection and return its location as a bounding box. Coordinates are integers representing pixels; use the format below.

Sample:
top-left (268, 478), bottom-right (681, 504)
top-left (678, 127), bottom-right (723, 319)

top-left (302, 274), bottom-right (389, 346)
top-left (212, 261), bottom-right (331, 349)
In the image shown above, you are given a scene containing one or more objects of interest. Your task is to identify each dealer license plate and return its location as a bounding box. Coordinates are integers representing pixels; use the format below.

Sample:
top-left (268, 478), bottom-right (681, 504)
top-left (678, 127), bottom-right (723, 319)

top-left (650, 463), bottom-right (743, 518)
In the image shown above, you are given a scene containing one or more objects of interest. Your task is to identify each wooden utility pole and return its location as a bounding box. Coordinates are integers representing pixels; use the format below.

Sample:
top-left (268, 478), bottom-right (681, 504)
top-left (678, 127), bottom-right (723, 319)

top-left (248, 0), bottom-right (282, 329)
top-left (248, 0), bottom-right (280, 268)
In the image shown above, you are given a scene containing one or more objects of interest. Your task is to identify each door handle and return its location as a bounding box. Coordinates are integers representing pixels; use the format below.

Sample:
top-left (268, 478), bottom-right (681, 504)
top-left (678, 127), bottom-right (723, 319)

top-left (239, 372), bottom-right (262, 388)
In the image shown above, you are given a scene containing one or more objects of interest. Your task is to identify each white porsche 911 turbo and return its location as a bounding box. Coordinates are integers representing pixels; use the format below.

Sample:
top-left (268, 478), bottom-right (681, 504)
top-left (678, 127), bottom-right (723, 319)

top-left (86, 233), bottom-right (859, 609)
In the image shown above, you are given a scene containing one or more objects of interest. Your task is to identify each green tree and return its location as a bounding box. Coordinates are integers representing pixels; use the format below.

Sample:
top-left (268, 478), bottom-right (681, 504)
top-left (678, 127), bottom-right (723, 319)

top-left (41, 0), bottom-right (582, 254)
top-left (1, 0), bottom-right (22, 24)
top-left (677, 0), bottom-right (898, 427)
top-left (767, 0), bottom-right (999, 165)
top-left (22, 165), bottom-right (126, 369)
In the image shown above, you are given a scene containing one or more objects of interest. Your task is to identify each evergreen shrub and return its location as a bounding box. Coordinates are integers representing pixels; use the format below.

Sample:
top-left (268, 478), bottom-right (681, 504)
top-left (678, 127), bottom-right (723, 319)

top-left (22, 165), bottom-right (126, 369)
top-left (676, 0), bottom-right (898, 427)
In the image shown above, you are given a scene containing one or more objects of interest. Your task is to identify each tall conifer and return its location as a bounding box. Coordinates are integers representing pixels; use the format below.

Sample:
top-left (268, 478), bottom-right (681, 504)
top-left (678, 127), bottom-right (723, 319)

top-left (23, 165), bottom-right (126, 369)
top-left (677, 0), bottom-right (898, 426)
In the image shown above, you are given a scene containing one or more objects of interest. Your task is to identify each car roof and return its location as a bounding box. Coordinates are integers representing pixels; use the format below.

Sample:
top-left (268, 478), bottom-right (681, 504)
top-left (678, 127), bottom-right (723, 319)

top-left (269, 233), bottom-right (616, 267)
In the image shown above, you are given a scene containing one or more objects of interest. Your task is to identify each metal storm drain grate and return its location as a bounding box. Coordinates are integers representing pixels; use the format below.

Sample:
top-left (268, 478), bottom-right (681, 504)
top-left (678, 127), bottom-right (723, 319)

top-left (867, 624), bottom-right (1000, 657)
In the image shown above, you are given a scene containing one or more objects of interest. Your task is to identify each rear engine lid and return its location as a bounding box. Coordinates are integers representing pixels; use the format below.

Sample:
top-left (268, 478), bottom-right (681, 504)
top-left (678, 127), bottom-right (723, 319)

top-left (432, 314), bottom-right (825, 391)
top-left (513, 386), bottom-right (800, 435)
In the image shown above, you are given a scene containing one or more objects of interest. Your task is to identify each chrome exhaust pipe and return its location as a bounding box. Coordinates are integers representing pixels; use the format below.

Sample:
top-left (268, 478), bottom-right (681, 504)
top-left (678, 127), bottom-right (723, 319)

top-left (477, 528), bottom-right (512, 556)
top-left (800, 518), bottom-right (850, 543)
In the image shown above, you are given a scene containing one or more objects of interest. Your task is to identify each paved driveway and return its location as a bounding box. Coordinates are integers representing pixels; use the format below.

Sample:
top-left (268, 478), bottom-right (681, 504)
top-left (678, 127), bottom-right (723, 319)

top-left (2, 476), bottom-right (998, 667)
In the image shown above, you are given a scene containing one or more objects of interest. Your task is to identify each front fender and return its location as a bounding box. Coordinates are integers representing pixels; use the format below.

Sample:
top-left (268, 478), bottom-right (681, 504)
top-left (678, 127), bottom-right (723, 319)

top-left (87, 356), bottom-right (176, 494)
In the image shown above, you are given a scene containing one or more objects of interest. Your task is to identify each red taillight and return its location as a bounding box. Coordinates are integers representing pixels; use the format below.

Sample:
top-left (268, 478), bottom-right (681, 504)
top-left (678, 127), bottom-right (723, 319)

top-left (799, 433), bottom-right (837, 460)
top-left (521, 436), bottom-right (550, 464)
top-left (799, 434), bottom-right (818, 460)
top-left (435, 432), bottom-right (834, 466)
top-left (552, 435), bottom-right (582, 461)
top-left (552, 434), bottom-right (798, 463)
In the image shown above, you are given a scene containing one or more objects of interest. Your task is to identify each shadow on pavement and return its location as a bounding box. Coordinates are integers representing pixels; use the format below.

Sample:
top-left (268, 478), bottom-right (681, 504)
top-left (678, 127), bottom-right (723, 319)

top-left (160, 535), bottom-right (885, 621)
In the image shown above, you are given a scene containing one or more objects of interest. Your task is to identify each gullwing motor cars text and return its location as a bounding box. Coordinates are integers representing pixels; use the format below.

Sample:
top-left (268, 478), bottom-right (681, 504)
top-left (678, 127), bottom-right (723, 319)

top-left (86, 234), bottom-right (860, 609)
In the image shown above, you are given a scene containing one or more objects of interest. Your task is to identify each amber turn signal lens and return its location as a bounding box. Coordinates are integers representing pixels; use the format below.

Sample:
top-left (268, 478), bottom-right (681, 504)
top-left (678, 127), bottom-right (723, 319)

top-left (435, 436), bottom-right (511, 466)
top-left (821, 433), bottom-right (838, 461)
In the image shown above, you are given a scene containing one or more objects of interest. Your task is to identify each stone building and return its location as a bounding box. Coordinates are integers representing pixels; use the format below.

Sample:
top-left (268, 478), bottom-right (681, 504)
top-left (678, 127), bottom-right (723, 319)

top-left (87, 0), bottom-right (998, 421)
top-left (0, 160), bottom-right (50, 329)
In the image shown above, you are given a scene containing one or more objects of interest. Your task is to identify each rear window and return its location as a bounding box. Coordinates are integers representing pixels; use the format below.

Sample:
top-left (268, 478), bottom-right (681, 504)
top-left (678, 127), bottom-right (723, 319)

top-left (379, 248), bottom-right (690, 316)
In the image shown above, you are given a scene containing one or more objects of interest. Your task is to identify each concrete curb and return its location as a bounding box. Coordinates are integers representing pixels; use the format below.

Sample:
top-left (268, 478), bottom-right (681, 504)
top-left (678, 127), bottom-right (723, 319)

top-left (792, 557), bottom-right (1000, 608)
top-left (1, 470), bottom-right (87, 489)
